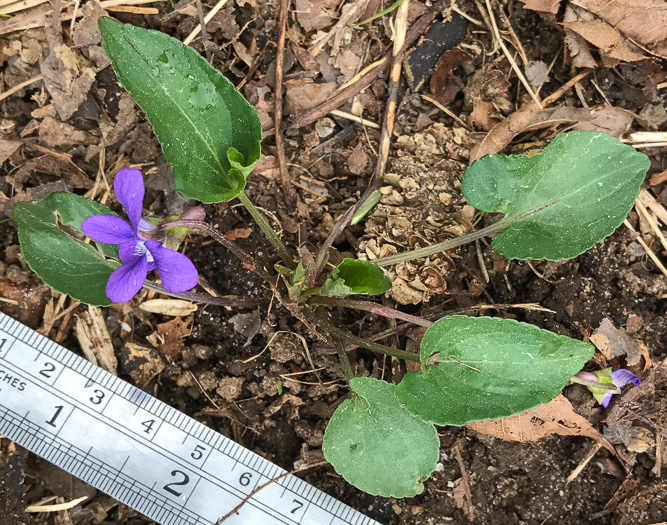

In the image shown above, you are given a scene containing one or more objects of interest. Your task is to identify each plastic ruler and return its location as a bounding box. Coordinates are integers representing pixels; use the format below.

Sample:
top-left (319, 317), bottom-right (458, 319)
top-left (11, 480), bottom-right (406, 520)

top-left (0, 311), bottom-right (377, 525)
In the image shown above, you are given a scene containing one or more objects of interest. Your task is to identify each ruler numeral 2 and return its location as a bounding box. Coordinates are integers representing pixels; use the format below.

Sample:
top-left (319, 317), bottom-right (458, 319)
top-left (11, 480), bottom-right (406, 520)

top-left (163, 470), bottom-right (190, 497)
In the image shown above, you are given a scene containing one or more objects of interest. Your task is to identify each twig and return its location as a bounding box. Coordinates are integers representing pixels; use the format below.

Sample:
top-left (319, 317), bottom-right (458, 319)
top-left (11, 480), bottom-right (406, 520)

top-left (274, 0), bottom-right (298, 208)
top-left (194, 0), bottom-right (212, 61)
top-left (288, 8), bottom-right (436, 129)
top-left (308, 296), bottom-right (433, 328)
top-left (0, 74), bottom-right (44, 102)
top-left (453, 443), bottom-right (475, 520)
top-left (183, 0), bottom-right (229, 46)
top-left (483, 0), bottom-right (540, 107)
top-left (566, 443), bottom-right (601, 485)
top-left (236, 41), bottom-right (274, 90)
top-left (216, 461), bottom-right (329, 523)
top-left (635, 198), bottom-right (667, 255)
top-left (623, 219), bottom-right (667, 278)
top-left (421, 94), bottom-right (470, 129)
top-left (330, 109), bottom-right (379, 128)
top-left (142, 281), bottom-right (267, 308)
top-left (372, 0), bottom-right (410, 183)
top-left (158, 219), bottom-right (256, 271)
top-left (303, 309), bottom-right (421, 362)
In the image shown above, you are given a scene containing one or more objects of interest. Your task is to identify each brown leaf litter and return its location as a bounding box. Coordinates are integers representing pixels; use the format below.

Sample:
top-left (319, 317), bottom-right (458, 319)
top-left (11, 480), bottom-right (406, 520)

top-left (467, 394), bottom-right (615, 453)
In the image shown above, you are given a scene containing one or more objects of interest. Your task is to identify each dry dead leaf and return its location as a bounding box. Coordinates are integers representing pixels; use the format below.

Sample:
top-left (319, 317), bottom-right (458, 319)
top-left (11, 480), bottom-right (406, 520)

top-left (467, 394), bottom-right (615, 453)
top-left (146, 316), bottom-right (193, 359)
top-left (139, 299), bottom-right (198, 317)
top-left (284, 81), bottom-right (337, 114)
top-left (562, 19), bottom-right (646, 63)
top-left (72, 0), bottom-right (108, 48)
top-left (295, 0), bottom-right (337, 31)
top-left (73, 305), bottom-right (118, 374)
top-left (120, 342), bottom-right (165, 388)
top-left (0, 139), bottom-right (21, 165)
top-left (573, 0), bottom-right (667, 52)
top-left (572, 106), bottom-right (635, 137)
top-left (468, 100), bottom-right (501, 131)
top-left (520, 0), bottom-right (561, 14)
top-left (346, 143), bottom-right (369, 175)
top-left (590, 318), bottom-right (649, 369)
top-left (469, 103), bottom-right (543, 162)
top-left (224, 228), bottom-right (252, 241)
top-left (40, 44), bottom-right (96, 120)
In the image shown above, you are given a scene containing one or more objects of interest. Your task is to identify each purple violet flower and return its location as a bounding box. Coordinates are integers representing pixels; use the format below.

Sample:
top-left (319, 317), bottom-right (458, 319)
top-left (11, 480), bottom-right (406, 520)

top-left (576, 368), bottom-right (641, 408)
top-left (82, 168), bottom-right (198, 303)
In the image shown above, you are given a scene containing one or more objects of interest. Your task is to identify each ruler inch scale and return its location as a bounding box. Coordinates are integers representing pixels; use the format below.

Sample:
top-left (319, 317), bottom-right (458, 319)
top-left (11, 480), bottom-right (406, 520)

top-left (0, 312), bottom-right (377, 525)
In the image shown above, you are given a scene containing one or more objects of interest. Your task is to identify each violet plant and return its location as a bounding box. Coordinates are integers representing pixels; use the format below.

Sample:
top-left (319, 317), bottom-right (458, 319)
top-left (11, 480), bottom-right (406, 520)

top-left (13, 18), bottom-right (649, 498)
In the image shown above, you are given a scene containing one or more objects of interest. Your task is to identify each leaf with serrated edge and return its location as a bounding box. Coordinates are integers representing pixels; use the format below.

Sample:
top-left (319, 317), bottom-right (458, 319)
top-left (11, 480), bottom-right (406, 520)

top-left (462, 131), bottom-right (649, 260)
top-left (14, 193), bottom-right (120, 306)
top-left (395, 316), bottom-right (593, 426)
top-left (99, 18), bottom-right (262, 203)
top-left (323, 377), bottom-right (439, 497)
top-left (321, 258), bottom-right (391, 297)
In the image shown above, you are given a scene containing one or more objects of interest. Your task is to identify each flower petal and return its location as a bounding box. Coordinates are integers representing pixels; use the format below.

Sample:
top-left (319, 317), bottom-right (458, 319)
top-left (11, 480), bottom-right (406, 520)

top-left (611, 369), bottom-right (641, 388)
top-left (601, 392), bottom-right (614, 408)
top-left (146, 241), bottom-right (198, 293)
top-left (106, 255), bottom-right (149, 303)
top-left (82, 215), bottom-right (135, 244)
top-left (114, 168), bottom-right (145, 231)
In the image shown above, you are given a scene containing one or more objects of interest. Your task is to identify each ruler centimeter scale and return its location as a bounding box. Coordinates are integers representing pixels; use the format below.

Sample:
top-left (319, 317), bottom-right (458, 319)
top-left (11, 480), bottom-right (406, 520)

top-left (0, 312), bottom-right (378, 525)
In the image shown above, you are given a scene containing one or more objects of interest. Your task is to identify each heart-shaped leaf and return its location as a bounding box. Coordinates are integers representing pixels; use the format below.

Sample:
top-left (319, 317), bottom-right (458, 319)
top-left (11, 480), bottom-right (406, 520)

top-left (323, 377), bottom-right (439, 497)
top-left (99, 18), bottom-right (262, 203)
top-left (395, 316), bottom-right (593, 426)
top-left (462, 131), bottom-right (649, 260)
top-left (14, 193), bottom-right (120, 306)
top-left (321, 258), bottom-right (391, 297)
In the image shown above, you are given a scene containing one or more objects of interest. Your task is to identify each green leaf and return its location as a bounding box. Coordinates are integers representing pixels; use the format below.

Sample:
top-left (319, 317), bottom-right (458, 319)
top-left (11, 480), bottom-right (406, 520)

top-left (98, 18), bottom-right (262, 203)
top-left (395, 316), bottom-right (593, 426)
top-left (462, 131), bottom-right (649, 260)
top-left (321, 258), bottom-right (391, 297)
top-left (13, 193), bottom-right (120, 306)
top-left (323, 377), bottom-right (439, 497)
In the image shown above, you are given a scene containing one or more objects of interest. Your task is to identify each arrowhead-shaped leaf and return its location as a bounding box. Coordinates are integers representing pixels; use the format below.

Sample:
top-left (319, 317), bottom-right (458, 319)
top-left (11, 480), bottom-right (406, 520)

top-left (395, 316), bottom-right (593, 426)
top-left (14, 193), bottom-right (120, 306)
top-left (321, 258), bottom-right (391, 296)
top-left (323, 377), bottom-right (439, 497)
top-left (462, 131), bottom-right (649, 260)
top-left (98, 18), bottom-right (262, 203)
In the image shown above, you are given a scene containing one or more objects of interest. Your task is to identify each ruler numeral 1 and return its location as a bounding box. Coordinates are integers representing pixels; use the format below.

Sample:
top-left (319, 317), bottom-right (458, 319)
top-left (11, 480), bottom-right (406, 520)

top-left (46, 405), bottom-right (64, 427)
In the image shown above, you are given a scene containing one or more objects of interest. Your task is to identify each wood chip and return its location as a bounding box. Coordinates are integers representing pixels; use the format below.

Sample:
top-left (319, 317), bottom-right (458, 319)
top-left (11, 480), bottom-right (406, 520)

top-left (73, 306), bottom-right (118, 374)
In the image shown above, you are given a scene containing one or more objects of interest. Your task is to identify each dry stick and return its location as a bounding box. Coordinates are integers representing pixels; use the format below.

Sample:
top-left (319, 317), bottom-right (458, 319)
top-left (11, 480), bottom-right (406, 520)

top-left (142, 281), bottom-right (267, 308)
top-left (373, 0), bottom-right (410, 182)
top-left (274, 0), bottom-right (298, 208)
top-left (0, 74), bottom-right (44, 103)
top-left (483, 0), bottom-right (540, 107)
top-left (194, 0), bottom-right (212, 61)
top-left (635, 197), bottom-right (667, 255)
top-left (236, 41), bottom-right (274, 90)
top-left (183, 0), bottom-right (229, 45)
top-left (216, 461), bottom-right (329, 523)
top-left (308, 296), bottom-right (433, 328)
top-left (453, 444), bottom-right (475, 521)
top-left (288, 7), bottom-right (436, 129)
top-left (623, 219), bottom-right (667, 278)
